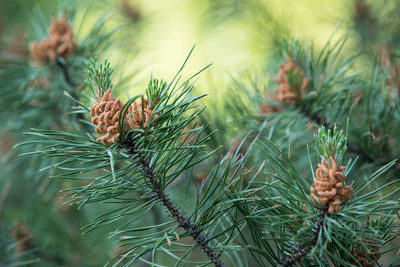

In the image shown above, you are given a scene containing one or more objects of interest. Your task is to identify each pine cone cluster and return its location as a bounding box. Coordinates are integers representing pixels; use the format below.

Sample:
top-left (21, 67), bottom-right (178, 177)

top-left (30, 17), bottom-right (76, 64)
top-left (310, 157), bottom-right (353, 214)
top-left (260, 57), bottom-right (309, 114)
top-left (90, 88), bottom-right (153, 145)
top-left (352, 239), bottom-right (381, 267)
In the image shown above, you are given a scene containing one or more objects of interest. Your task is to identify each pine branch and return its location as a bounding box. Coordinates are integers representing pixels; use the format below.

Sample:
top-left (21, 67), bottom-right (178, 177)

top-left (277, 209), bottom-right (327, 267)
top-left (298, 104), bottom-right (400, 173)
top-left (56, 58), bottom-right (76, 87)
top-left (298, 105), bottom-right (325, 128)
top-left (124, 137), bottom-right (225, 267)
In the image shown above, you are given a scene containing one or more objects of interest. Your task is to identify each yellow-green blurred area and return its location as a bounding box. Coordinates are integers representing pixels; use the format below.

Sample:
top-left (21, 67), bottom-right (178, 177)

top-left (0, 0), bottom-right (379, 97)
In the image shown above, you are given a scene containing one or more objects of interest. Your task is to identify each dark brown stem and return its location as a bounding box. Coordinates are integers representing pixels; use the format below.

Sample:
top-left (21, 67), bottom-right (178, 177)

top-left (277, 210), bottom-right (327, 267)
top-left (125, 139), bottom-right (225, 267)
top-left (56, 58), bottom-right (76, 87)
top-left (299, 105), bottom-right (326, 127)
top-left (55, 58), bottom-right (87, 124)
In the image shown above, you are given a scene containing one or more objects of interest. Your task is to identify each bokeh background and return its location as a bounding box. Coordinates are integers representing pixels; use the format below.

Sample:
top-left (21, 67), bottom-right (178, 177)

top-left (1, 0), bottom-right (399, 266)
top-left (0, 0), bottom-right (363, 93)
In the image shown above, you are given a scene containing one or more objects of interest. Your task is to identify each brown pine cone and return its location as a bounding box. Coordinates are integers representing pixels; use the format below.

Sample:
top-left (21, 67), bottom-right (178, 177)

top-left (29, 17), bottom-right (76, 64)
top-left (29, 40), bottom-right (51, 64)
top-left (48, 18), bottom-right (73, 38)
top-left (310, 157), bottom-right (353, 214)
top-left (352, 239), bottom-right (381, 267)
top-left (90, 89), bottom-right (124, 145)
top-left (90, 89), bottom-right (154, 145)
top-left (275, 57), bottom-right (309, 105)
top-left (127, 99), bottom-right (153, 129)
top-left (260, 57), bottom-right (309, 114)
top-left (48, 17), bottom-right (76, 60)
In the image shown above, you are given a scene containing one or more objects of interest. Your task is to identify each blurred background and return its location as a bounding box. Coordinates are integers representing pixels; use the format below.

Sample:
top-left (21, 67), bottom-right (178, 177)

top-left (1, 0), bottom-right (399, 266)
top-left (0, 0), bottom-right (362, 93)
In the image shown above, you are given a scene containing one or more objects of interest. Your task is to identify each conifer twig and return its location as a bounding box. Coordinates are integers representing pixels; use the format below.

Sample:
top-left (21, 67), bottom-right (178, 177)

top-left (277, 209), bottom-right (327, 267)
top-left (56, 58), bottom-right (76, 87)
top-left (298, 105), bottom-right (400, 173)
top-left (124, 138), bottom-right (225, 267)
top-left (298, 105), bottom-right (325, 127)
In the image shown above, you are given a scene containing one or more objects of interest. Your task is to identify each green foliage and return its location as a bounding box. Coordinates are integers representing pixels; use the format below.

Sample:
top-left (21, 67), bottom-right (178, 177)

top-left (145, 78), bottom-right (168, 110)
top-left (0, 4), bottom-right (118, 180)
top-left (0, 221), bottom-right (38, 266)
top-left (84, 58), bottom-right (114, 104)
top-left (0, 2), bottom-right (133, 266)
top-left (19, 55), bottom-right (225, 265)
top-left (314, 125), bottom-right (347, 166)
top-left (17, 52), bottom-right (400, 266)
top-left (242, 137), bottom-right (400, 266)
top-left (346, 62), bottom-right (400, 171)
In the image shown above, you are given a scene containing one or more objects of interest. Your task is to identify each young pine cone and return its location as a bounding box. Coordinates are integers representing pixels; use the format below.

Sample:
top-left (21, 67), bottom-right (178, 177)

top-left (352, 239), bottom-right (381, 267)
top-left (260, 57), bottom-right (309, 115)
top-left (30, 39), bottom-right (52, 64)
top-left (90, 89), bottom-right (153, 145)
top-left (275, 57), bottom-right (309, 105)
top-left (48, 17), bottom-right (73, 38)
top-left (29, 17), bottom-right (76, 64)
top-left (90, 89), bottom-right (124, 145)
top-left (127, 99), bottom-right (152, 129)
top-left (310, 157), bottom-right (353, 214)
top-left (47, 18), bottom-right (76, 60)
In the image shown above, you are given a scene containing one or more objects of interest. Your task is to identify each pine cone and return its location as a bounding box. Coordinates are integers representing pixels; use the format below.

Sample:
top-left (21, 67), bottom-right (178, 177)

top-left (352, 239), bottom-right (381, 267)
top-left (29, 17), bottom-right (76, 64)
top-left (90, 89), bottom-right (124, 145)
top-left (56, 37), bottom-right (76, 59)
top-left (49, 18), bottom-right (76, 60)
top-left (275, 57), bottom-right (309, 105)
top-left (310, 157), bottom-right (353, 214)
top-left (90, 89), bottom-right (154, 145)
top-left (29, 40), bottom-right (51, 64)
top-left (260, 57), bottom-right (309, 114)
top-left (127, 99), bottom-right (152, 129)
top-left (277, 82), bottom-right (297, 105)
top-left (48, 17), bottom-right (76, 60)
top-left (48, 18), bottom-right (73, 38)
